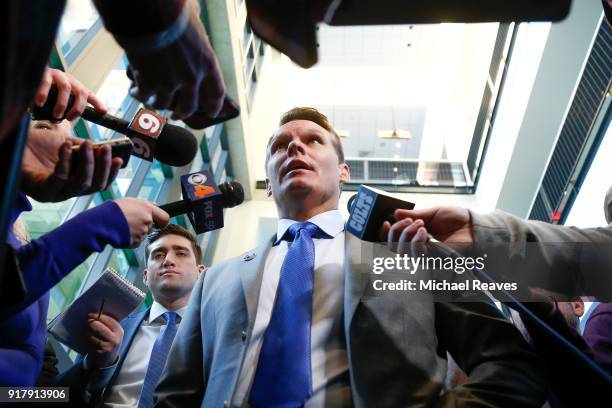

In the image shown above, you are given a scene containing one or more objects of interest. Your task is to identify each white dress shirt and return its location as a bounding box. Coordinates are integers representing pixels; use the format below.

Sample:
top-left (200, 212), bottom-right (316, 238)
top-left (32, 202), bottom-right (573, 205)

top-left (86, 301), bottom-right (186, 407)
top-left (233, 210), bottom-right (351, 407)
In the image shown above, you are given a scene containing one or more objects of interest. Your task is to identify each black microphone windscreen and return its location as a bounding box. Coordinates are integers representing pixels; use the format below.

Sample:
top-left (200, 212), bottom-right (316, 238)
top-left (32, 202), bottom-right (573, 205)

top-left (156, 124), bottom-right (198, 166)
top-left (219, 181), bottom-right (245, 208)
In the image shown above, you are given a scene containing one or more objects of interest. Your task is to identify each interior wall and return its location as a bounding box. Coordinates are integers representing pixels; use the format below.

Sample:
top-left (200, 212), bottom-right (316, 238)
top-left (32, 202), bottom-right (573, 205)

top-left (494, 1), bottom-right (604, 217)
top-left (209, 2), bottom-right (604, 264)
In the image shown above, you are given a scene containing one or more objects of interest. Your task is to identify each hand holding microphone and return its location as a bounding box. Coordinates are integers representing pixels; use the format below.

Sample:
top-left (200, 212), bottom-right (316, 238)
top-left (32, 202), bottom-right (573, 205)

top-left (23, 70), bottom-right (123, 202)
top-left (33, 68), bottom-right (108, 121)
top-left (158, 170), bottom-right (244, 234)
top-left (116, 198), bottom-right (170, 247)
top-left (31, 85), bottom-right (199, 167)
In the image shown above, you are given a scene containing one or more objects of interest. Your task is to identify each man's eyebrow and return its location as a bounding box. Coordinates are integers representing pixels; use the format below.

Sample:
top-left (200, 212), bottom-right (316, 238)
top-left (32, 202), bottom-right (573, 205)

top-left (269, 132), bottom-right (288, 145)
top-left (270, 129), bottom-right (326, 144)
top-left (172, 245), bottom-right (191, 252)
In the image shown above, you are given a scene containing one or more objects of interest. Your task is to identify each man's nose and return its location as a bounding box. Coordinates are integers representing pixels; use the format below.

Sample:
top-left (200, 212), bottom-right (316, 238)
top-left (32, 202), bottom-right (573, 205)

top-left (162, 254), bottom-right (176, 266)
top-left (287, 138), bottom-right (305, 156)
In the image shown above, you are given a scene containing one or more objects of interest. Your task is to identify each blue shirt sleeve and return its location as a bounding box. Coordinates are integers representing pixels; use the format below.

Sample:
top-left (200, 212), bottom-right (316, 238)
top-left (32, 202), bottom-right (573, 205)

top-left (3, 201), bottom-right (130, 316)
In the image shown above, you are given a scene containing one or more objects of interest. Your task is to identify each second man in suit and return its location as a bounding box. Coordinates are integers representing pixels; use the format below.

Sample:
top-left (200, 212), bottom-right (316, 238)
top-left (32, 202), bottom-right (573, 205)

top-left (57, 224), bottom-right (204, 407)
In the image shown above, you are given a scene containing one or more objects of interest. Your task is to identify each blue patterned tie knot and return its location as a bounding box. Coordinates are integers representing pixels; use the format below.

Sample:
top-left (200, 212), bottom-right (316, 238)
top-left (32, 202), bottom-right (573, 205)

top-left (250, 222), bottom-right (331, 408)
top-left (138, 311), bottom-right (178, 408)
top-left (283, 221), bottom-right (332, 243)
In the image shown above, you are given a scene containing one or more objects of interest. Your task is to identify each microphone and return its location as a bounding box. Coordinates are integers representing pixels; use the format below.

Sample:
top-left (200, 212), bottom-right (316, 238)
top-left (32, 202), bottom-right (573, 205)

top-left (346, 185), bottom-right (415, 242)
top-left (159, 170), bottom-right (244, 233)
top-left (31, 86), bottom-right (197, 167)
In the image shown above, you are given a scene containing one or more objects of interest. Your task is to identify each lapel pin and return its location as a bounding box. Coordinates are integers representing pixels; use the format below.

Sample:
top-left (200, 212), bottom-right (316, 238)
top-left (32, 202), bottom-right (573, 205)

top-left (243, 252), bottom-right (257, 262)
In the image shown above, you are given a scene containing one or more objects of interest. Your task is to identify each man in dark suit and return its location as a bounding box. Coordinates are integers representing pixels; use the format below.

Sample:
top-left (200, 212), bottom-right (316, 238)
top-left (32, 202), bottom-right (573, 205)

top-left (155, 107), bottom-right (547, 407)
top-left (56, 224), bottom-right (204, 407)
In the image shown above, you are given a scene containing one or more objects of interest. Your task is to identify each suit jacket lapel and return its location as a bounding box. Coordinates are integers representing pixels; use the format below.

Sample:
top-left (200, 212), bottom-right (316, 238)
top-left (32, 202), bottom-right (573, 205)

top-left (343, 232), bottom-right (370, 334)
top-left (101, 309), bottom-right (148, 401)
top-left (240, 236), bottom-right (275, 329)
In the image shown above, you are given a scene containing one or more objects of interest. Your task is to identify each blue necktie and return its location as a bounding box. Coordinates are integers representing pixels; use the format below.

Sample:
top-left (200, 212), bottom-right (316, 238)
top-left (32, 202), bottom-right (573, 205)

top-left (250, 222), bottom-right (331, 408)
top-left (138, 311), bottom-right (178, 408)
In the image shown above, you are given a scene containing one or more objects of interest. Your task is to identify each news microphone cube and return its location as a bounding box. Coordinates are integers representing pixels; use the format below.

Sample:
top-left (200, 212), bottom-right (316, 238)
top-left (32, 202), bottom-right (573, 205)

top-left (127, 108), bottom-right (166, 161)
top-left (347, 185), bottom-right (415, 242)
top-left (181, 171), bottom-right (224, 233)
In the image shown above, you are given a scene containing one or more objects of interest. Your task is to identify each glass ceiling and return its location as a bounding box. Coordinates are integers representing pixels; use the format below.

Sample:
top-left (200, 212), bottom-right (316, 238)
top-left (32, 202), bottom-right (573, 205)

top-left (277, 23), bottom-right (507, 191)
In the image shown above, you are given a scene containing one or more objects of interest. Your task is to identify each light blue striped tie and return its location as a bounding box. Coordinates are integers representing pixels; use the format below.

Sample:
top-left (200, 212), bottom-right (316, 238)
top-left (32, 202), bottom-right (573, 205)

top-left (138, 311), bottom-right (178, 408)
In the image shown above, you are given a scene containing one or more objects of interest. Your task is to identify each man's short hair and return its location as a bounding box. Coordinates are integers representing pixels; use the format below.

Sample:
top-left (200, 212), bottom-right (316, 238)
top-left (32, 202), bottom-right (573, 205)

top-left (144, 224), bottom-right (203, 264)
top-left (265, 107), bottom-right (345, 167)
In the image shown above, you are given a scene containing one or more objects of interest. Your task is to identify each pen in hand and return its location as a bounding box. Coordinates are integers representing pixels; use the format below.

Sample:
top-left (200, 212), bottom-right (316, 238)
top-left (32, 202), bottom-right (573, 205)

top-left (97, 298), bottom-right (105, 320)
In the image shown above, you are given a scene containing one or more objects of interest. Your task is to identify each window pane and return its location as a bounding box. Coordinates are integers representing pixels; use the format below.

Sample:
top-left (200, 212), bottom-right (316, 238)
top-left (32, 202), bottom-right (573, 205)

top-left (89, 57), bottom-right (135, 141)
top-left (137, 161), bottom-right (165, 201)
top-left (20, 198), bottom-right (75, 240)
top-left (114, 156), bottom-right (143, 197)
top-left (565, 121), bottom-right (612, 228)
top-left (56, 0), bottom-right (99, 58)
top-left (107, 249), bottom-right (131, 278)
top-left (275, 23), bottom-right (507, 189)
top-left (47, 253), bottom-right (97, 323)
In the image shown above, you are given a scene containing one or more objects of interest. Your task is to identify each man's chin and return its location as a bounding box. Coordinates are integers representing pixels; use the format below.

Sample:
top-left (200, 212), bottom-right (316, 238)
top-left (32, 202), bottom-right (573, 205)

top-left (156, 284), bottom-right (184, 298)
top-left (282, 179), bottom-right (313, 195)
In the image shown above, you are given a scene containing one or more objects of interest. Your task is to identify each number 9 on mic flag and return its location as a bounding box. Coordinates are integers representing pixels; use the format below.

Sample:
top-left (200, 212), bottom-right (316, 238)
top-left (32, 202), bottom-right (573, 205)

top-left (127, 108), bottom-right (166, 161)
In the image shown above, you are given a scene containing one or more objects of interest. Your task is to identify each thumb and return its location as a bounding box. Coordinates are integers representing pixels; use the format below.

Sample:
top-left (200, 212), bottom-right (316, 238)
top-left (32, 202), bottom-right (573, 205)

top-left (53, 142), bottom-right (72, 180)
top-left (379, 220), bottom-right (391, 242)
top-left (394, 207), bottom-right (438, 224)
top-left (151, 205), bottom-right (170, 228)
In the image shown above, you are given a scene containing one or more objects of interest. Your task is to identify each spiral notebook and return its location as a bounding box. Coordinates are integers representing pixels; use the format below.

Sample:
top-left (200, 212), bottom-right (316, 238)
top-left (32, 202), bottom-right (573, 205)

top-left (47, 268), bottom-right (146, 354)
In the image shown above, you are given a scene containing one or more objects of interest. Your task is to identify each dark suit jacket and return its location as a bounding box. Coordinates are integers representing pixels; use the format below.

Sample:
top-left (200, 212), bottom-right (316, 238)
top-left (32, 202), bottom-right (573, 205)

top-left (584, 302), bottom-right (612, 374)
top-left (55, 309), bottom-right (148, 407)
top-left (155, 233), bottom-right (547, 407)
top-left (521, 302), bottom-right (612, 407)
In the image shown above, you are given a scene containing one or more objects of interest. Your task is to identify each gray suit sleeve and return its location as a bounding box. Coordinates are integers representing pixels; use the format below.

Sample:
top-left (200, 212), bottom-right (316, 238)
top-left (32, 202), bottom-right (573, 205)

top-left (155, 271), bottom-right (206, 407)
top-left (434, 301), bottom-right (548, 408)
top-left (471, 210), bottom-right (612, 300)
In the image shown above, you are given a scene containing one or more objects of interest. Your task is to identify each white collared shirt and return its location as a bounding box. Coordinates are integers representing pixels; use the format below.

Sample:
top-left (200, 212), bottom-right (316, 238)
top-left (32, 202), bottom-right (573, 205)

top-left (233, 210), bottom-right (350, 407)
top-left (86, 301), bottom-right (187, 407)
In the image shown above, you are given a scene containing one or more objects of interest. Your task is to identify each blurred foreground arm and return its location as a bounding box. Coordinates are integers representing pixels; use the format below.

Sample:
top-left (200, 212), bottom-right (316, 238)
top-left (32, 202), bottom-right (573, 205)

top-left (93, 0), bottom-right (225, 121)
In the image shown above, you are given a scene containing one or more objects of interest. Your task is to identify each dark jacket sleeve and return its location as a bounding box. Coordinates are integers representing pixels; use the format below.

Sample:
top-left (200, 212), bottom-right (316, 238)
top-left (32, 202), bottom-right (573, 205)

top-left (54, 356), bottom-right (90, 407)
top-left (520, 302), bottom-right (612, 407)
top-left (583, 303), bottom-right (612, 374)
top-left (0, 296), bottom-right (49, 386)
top-left (471, 210), bottom-right (612, 301)
top-left (435, 301), bottom-right (548, 408)
top-left (35, 339), bottom-right (60, 386)
top-left (92, 0), bottom-right (186, 37)
top-left (1, 201), bottom-right (130, 318)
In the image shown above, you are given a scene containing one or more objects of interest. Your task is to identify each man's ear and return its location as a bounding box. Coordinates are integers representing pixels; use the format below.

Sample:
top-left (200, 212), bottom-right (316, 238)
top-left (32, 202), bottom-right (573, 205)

top-left (265, 178), bottom-right (272, 197)
top-left (339, 162), bottom-right (350, 185)
top-left (142, 269), bottom-right (148, 286)
top-left (198, 264), bottom-right (206, 274)
top-left (573, 299), bottom-right (585, 317)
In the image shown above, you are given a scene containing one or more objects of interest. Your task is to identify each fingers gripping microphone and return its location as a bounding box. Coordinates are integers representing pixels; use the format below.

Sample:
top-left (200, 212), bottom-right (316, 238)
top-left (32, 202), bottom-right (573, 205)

top-left (159, 170), bottom-right (244, 233)
top-left (346, 185), bottom-right (415, 242)
top-left (31, 86), bottom-right (197, 166)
